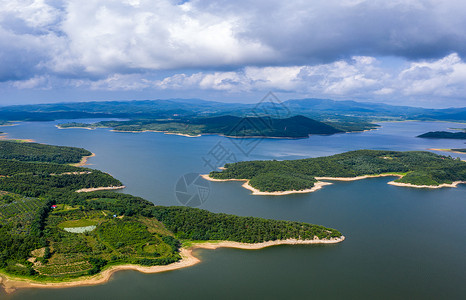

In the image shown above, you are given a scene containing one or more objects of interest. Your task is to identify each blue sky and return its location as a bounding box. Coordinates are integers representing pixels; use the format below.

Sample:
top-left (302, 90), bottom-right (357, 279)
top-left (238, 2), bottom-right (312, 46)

top-left (1, 0), bottom-right (466, 108)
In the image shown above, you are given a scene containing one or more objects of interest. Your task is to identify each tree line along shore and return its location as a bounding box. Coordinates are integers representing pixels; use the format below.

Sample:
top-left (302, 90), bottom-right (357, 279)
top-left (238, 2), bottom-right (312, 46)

top-left (208, 150), bottom-right (466, 193)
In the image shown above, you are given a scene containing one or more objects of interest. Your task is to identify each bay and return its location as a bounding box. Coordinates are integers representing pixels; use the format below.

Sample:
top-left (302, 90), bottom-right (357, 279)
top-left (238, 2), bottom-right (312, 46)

top-left (1, 121), bottom-right (465, 299)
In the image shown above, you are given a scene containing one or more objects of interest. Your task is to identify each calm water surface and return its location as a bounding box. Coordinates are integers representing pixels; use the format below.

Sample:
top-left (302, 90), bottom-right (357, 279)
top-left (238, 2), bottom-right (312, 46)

top-left (1, 121), bottom-right (465, 299)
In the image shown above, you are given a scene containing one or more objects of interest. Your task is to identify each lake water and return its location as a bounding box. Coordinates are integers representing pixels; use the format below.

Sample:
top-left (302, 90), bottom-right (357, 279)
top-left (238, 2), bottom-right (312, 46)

top-left (1, 121), bottom-right (465, 299)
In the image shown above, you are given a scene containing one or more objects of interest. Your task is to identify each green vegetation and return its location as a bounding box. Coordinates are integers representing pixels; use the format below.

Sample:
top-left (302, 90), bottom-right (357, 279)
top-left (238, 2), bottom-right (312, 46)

top-left (59, 115), bottom-right (343, 138)
top-left (152, 206), bottom-right (341, 242)
top-left (0, 141), bottom-right (92, 164)
top-left (210, 150), bottom-right (466, 192)
top-left (0, 141), bottom-right (342, 281)
top-left (417, 131), bottom-right (466, 139)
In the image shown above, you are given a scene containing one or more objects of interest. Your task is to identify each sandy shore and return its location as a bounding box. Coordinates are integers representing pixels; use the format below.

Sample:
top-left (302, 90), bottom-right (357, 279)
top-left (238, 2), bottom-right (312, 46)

top-left (56, 125), bottom-right (97, 130)
top-left (388, 181), bottom-right (466, 189)
top-left (111, 129), bottom-right (201, 137)
top-left (0, 237), bottom-right (344, 294)
top-left (428, 148), bottom-right (466, 155)
top-left (314, 174), bottom-right (403, 181)
top-left (200, 174), bottom-right (333, 195)
top-left (201, 173), bottom-right (407, 196)
top-left (202, 172), bottom-right (465, 194)
top-left (242, 181), bottom-right (333, 195)
top-left (72, 153), bottom-right (96, 167)
top-left (0, 133), bottom-right (35, 143)
top-left (75, 185), bottom-right (126, 193)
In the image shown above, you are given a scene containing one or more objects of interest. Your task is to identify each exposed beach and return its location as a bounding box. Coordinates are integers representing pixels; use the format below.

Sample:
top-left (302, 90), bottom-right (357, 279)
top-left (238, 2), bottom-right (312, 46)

top-left (56, 125), bottom-right (97, 130)
top-left (387, 181), bottom-right (466, 188)
top-left (72, 153), bottom-right (96, 167)
top-left (202, 172), bottom-right (465, 195)
top-left (199, 174), bottom-right (333, 195)
top-left (75, 185), bottom-right (126, 193)
top-left (111, 129), bottom-right (201, 137)
top-left (428, 148), bottom-right (466, 155)
top-left (0, 236), bottom-right (344, 294)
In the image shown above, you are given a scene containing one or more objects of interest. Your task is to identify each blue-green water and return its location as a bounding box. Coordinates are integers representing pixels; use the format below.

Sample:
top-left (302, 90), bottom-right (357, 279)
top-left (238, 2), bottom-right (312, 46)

top-left (1, 121), bottom-right (465, 299)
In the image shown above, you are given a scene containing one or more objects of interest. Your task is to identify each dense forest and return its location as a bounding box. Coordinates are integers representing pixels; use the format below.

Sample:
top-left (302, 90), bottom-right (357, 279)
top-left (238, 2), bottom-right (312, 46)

top-left (209, 150), bottom-right (466, 192)
top-left (59, 115), bottom-right (344, 138)
top-left (417, 131), bottom-right (466, 139)
top-left (152, 206), bottom-right (341, 242)
top-left (0, 141), bottom-right (342, 280)
top-left (0, 141), bottom-right (92, 164)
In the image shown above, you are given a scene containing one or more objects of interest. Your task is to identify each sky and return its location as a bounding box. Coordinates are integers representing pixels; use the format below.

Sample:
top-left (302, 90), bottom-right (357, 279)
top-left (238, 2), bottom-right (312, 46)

top-left (1, 0), bottom-right (466, 108)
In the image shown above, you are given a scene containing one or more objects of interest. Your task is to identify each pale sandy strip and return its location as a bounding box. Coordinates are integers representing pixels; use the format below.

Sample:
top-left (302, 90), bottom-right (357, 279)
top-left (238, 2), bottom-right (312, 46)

top-left (71, 153), bottom-right (96, 167)
top-left (241, 181), bottom-right (333, 195)
top-left (0, 134), bottom-right (35, 143)
top-left (56, 125), bottom-right (96, 130)
top-left (203, 173), bottom-right (466, 195)
top-left (314, 174), bottom-right (403, 181)
top-left (75, 186), bottom-right (126, 193)
top-left (0, 237), bottom-right (344, 294)
top-left (387, 181), bottom-right (466, 189)
top-left (200, 174), bottom-right (332, 195)
top-left (428, 148), bottom-right (466, 155)
top-left (110, 129), bottom-right (201, 137)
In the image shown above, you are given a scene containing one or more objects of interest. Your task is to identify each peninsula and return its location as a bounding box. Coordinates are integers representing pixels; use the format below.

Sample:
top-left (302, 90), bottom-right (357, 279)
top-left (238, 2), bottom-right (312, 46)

top-left (0, 141), bottom-right (343, 293)
top-left (206, 150), bottom-right (466, 194)
top-left (57, 115), bottom-right (345, 138)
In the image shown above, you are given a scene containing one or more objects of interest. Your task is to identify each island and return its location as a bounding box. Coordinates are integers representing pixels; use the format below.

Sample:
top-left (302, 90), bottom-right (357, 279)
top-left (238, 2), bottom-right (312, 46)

top-left (205, 150), bottom-right (466, 194)
top-left (0, 141), bottom-right (343, 293)
top-left (58, 115), bottom-right (346, 138)
top-left (417, 131), bottom-right (466, 139)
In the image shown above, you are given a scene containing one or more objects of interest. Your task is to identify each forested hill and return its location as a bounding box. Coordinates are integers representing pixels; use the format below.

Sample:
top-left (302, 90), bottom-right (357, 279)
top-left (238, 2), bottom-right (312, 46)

top-left (417, 131), bottom-right (466, 139)
top-left (0, 141), bottom-right (92, 164)
top-left (209, 150), bottom-right (466, 192)
top-left (0, 142), bottom-right (342, 281)
top-left (59, 115), bottom-right (343, 138)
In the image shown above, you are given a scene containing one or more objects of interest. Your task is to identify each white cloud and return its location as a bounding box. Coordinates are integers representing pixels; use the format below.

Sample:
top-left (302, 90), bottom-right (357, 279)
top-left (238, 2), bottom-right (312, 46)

top-left (398, 53), bottom-right (466, 97)
top-left (11, 75), bottom-right (50, 89)
top-left (2, 0), bottom-right (466, 106)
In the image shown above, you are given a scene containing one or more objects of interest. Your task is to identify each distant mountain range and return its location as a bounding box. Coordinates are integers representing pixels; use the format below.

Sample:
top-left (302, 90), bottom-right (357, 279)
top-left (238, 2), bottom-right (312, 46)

top-left (1, 98), bottom-right (465, 125)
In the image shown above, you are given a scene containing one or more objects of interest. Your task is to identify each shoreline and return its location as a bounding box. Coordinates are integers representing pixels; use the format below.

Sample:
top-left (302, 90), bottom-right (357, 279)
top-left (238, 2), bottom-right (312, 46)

top-left (200, 174), bottom-right (334, 195)
top-left (110, 129), bottom-right (201, 138)
top-left (202, 173), bottom-right (465, 195)
top-left (428, 148), bottom-right (466, 155)
top-left (75, 185), bottom-right (126, 193)
top-left (0, 237), bottom-right (344, 294)
top-left (387, 181), bottom-right (466, 189)
top-left (56, 125), bottom-right (97, 130)
top-left (0, 132), bottom-right (35, 143)
top-left (72, 153), bottom-right (96, 167)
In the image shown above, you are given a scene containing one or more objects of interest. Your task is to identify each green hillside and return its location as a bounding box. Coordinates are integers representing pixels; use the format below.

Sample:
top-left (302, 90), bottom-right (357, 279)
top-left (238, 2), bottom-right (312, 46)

top-left (0, 141), bottom-right (92, 164)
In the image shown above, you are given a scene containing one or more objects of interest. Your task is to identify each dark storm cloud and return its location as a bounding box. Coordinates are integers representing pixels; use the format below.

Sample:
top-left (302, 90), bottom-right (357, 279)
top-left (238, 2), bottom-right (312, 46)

top-left (1, 0), bottom-right (466, 107)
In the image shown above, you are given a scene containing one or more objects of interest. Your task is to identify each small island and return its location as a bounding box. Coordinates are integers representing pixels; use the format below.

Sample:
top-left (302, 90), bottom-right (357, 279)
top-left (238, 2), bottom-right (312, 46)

top-left (206, 150), bottom-right (466, 194)
top-left (417, 131), bottom-right (466, 139)
top-left (0, 141), bottom-right (343, 293)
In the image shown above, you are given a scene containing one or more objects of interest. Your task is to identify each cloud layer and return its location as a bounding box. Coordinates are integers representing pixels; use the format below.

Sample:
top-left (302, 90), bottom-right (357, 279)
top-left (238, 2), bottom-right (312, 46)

top-left (1, 0), bottom-right (466, 106)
